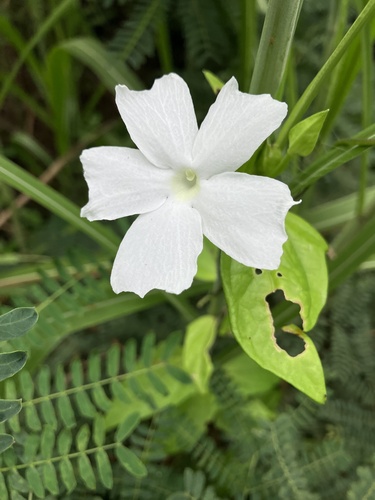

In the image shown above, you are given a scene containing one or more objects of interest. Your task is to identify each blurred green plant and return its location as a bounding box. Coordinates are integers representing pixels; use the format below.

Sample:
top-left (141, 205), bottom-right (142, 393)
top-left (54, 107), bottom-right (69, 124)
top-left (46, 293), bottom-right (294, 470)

top-left (0, 0), bottom-right (374, 497)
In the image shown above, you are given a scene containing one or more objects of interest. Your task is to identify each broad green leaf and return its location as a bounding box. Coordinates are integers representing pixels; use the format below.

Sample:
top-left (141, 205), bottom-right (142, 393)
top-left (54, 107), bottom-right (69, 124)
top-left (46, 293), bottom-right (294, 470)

top-left (0, 434), bottom-right (14, 454)
top-left (0, 352), bottom-right (27, 381)
top-left (182, 316), bottom-right (216, 392)
top-left (221, 213), bottom-right (327, 403)
top-left (288, 110), bottom-right (329, 156)
top-left (0, 308), bottom-right (38, 340)
top-left (0, 399), bottom-right (22, 423)
top-left (203, 70), bottom-right (224, 94)
top-left (115, 446), bottom-right (147, 478)
top-left (40, 426), bottom-right (55, 459)
top-left (223, 353), bottom-right (279, 396)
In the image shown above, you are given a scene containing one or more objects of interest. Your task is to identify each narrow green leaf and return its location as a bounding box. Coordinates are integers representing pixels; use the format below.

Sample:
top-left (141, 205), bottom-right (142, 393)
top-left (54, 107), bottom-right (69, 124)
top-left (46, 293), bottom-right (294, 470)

top-left (95, 449), bottom-right (113, 489)
top-left (0, 434), bottom-right (14, 454)
top-left (57, 396), bottom-right (75, 428)
top-left (26, 467), bottom-right (44, 499)
top-left (0, 155), bottom-right (120, 254)
top-left (115, 412), bottom-right (141, 442)
top-left (147, 371), bottom-right (169, 396)
top-left (40, 426), bottom-right (55, 459)
top-left (288, 110), bottom-right (329, 156)
top-left (111, 380), bottom-right (132, 403)
top-left (106, 344), bottom-right (120, 377)
top-left (0, 400), bottom-right (22, 423)
top-left (23, 433), bottom-right (40, 461)
top-left (165, 365), bottom-right (192, 385)
top-left (76, 424), bottom-right (90, 452)
top-left (78, 454), bottom-right (96, 490)
top-left (203, 70), bottom-right (224, 94)
top-left (60, 37), bottom-right (142, 91)
top-left (91, 386), bottom-right (112, 412)
top-left (57, 428), bottom-right (72, 456)
top-left (25, 405), bottom-right (41, 432)
top-left (42, 462), bottom-right (59, 495)
top-left (93, 415), bottom-right (105, 447)
top-left (73, 392), bottom-right (97, 419)
top-left (0, 471), bottom-right (8, 499)
top-left (140, 332), bottom-right (155, 367)
top-left (88, 353), bottom-right (101, 382)
top-left (0, 308), bottom-right (38, 340)
top-left (0, 352), bottom-right (27, 382)
top-left (59, 457), bottom-right (76, 494)
top-left (115, 445), bottom-right (147, 477)
top-left (221, 213), bottom-right (327, 403)
top-left (182, 316), bottom-right (216, 392)
top-left (276, 0), bottom-right (375, 147)
top-left (329, 208), bottom-right (375, 290)
top-left (40, 400), bottom-right (57, 429)
top-left (8, 469), bottom-right (27, 492)
top-left (124, 339), bottom-right (137, 372)
top-left (0, 0), bottom-right (76, 106)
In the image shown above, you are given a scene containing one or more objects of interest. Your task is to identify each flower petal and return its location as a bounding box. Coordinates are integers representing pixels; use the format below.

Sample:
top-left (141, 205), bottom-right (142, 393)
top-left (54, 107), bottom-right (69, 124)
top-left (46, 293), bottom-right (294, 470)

top-left (110, 201), bottom-right (203, 297)
top-left (115, 74), bottom-right (198, 170)
top-left (193, 172), bottom-right (297, 269)
top-left (192, 78), bottom-right (287, 178)
top-left (81, 146), bottom-right (172, 221)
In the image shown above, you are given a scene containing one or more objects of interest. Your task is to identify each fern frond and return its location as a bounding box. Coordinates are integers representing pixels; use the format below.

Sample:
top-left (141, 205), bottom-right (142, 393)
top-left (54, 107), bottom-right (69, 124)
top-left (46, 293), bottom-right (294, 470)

top-left (108, 0), bottom-right (168, 69)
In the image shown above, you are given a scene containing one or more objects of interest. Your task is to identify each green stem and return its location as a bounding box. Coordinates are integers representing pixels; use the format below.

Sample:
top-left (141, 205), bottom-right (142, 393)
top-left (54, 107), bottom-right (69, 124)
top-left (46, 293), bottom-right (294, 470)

top-left (240, 0), bottom-right (256, 91)
top-left (249, 0), bottom-right (303, 95)
top-left (356, 0), bottom-right (373, 216)
top-left (156, 16), bottom-right (173, 74)
top-left (276, 0), bottom-right (375, 148)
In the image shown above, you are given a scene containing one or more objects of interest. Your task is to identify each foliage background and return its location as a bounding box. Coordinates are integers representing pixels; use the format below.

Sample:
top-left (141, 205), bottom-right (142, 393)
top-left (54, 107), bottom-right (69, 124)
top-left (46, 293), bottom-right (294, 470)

top-left (0, 0), bottom-right (374, 498)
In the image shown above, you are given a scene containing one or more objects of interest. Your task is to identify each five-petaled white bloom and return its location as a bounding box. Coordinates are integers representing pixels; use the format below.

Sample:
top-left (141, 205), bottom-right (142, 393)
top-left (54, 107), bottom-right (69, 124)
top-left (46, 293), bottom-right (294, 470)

top-left (81, 73), bottom-right (297, 297)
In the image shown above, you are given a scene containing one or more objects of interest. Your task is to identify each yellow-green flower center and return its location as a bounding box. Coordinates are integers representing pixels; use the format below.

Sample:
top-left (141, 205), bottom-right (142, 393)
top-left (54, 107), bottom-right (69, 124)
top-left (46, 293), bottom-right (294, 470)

top-left (171, 168), bottom-right (200, 201)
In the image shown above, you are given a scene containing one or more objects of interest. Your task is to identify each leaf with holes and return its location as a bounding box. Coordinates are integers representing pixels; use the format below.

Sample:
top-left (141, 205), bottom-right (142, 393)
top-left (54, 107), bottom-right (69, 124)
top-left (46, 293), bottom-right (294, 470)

top-left (221, 213), bottom-right (327, 403)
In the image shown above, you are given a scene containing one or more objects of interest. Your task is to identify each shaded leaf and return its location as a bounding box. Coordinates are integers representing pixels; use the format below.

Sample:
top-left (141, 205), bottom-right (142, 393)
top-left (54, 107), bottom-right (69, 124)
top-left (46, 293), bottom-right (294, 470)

top-left (0, 308), bottom-right (38, 340)
top-left (0, 352), bottom-right (27, 382)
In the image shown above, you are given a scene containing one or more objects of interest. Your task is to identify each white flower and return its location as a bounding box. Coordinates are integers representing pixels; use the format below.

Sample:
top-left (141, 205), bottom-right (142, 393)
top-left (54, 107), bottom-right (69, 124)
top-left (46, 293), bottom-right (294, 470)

top-left (81, 73), bottom-right (297, 298)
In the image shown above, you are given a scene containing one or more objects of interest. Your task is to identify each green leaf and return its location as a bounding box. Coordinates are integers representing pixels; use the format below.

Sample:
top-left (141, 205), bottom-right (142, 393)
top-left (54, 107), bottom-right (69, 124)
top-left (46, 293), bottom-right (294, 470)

top-left (196, 238), bottom-right (218, 282)
top-left (76, 424), bottom-right (90, 452)
top-left (93, 415), bottom-right (105, 447)
top-left (115, 445), bottom-right (147, 477)
top-left (203, 70), bottom-right (224, 94)
top-left (0, 434), bottom-right (15, 454)
top-left (0, 399), bottom-right (22, 423)
top-left (0, 472), bottom-right (8, 499)
top-left (0, 352), bottom-right (27, 381)
top-left (221, 213), bottom-right (327, 403)
top-left (78, 454), bottom-right (96, 490)
top-left (182, 316), bottom-right (216, 392)
top-left (0, 308), bottom-right (38, 340)
top-left (26, 466), bottom-right (44, 499)
top-left (95, 449), bottom-right (113, 489)
top-left (115, 412), bottom-right (141, 442)
top-left (59, 457), bottom-right (76, 493)
top-left (60, 37), bottom-right (142, 91)
top-left (42, 462), bottom-right (59, 495)
top-left (288, 110), bottom-right (329, 156)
